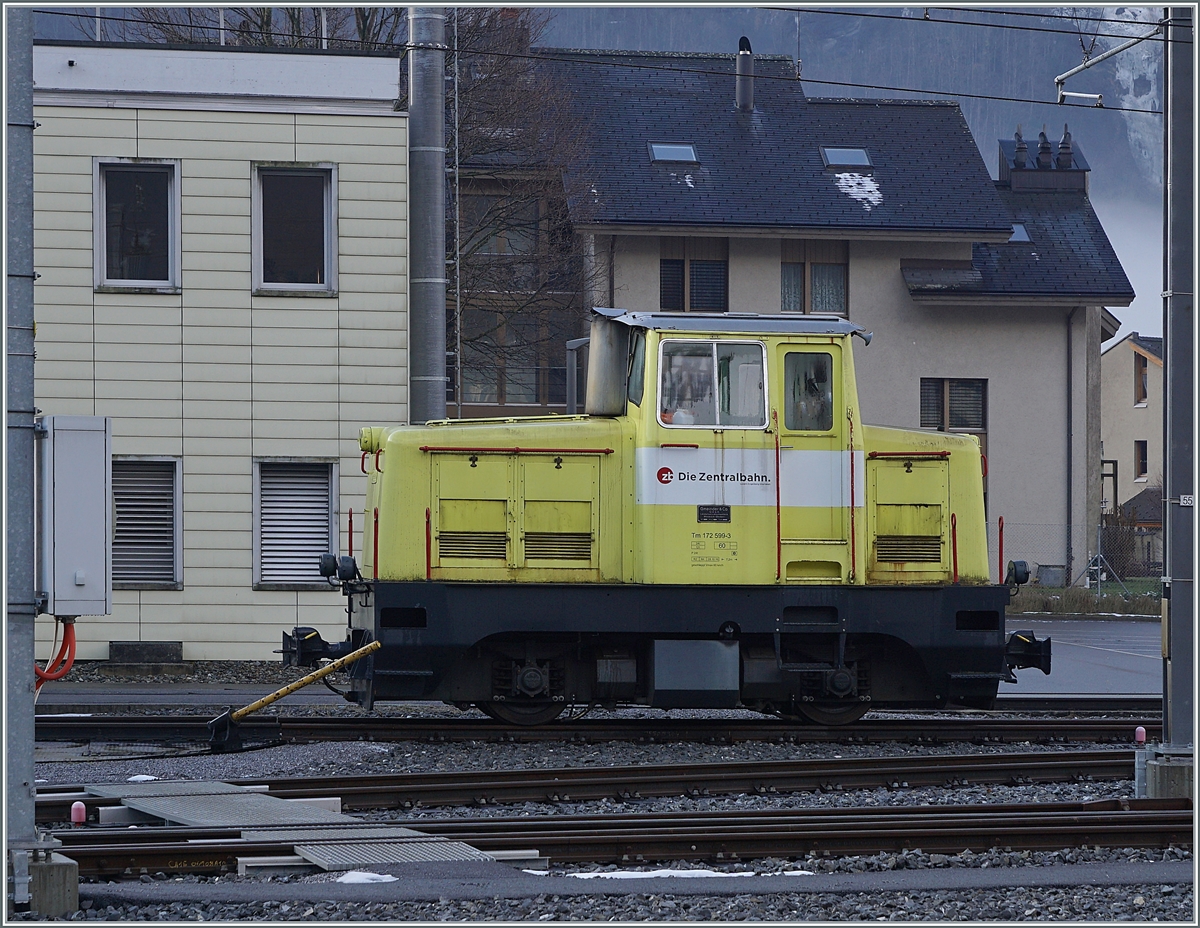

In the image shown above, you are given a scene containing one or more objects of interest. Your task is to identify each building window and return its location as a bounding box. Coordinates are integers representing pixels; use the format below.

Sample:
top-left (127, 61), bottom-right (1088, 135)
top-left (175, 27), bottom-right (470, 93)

top-left (922, 377), bottom-right (988, 493)
top-left (1134, 440), bottom-right (1148, 479)
top-left (658, 339), bottom-right (766, 428)
top-left (253, 165), bottom-right (337, 294)
top-left (781, 262), bottom-right (804, 313)
top-left (660, 259), bottom-right (685, 311)
top-left (820, 147), bottom-right (872, 170)
top-left (93, 159), bottom-right (180, 290)
top-left (111, 458), bottom-right (181, 589)
top-left (659, 237), bottom-right (728, 312)
top-left (254, 460), bottom-right (338, 588)
top-left (780, 240), bottom-right (848, 315)
top-left (921, 378), bottom-right (987, 432)
top-left (649, 142), bottom-right (698, 163)
top-left (1134, 353), bottom-right (1148, 405)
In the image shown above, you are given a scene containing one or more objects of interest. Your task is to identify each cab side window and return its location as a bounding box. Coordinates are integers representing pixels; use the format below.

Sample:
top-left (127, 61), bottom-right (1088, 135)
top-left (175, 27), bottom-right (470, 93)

top-left (659, 340), bottom-right (765, 428)
top-left (784, 352), bottom-right (833, 431)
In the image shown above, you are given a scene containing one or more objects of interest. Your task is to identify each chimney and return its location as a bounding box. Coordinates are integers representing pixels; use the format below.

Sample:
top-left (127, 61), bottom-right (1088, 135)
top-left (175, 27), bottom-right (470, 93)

top-left (1013, 125), bottom-right (1027, 169)
top-left (1036, 125), bottom-right (1052, 169)
top-left (1056, 123), bottom-right (1073, 169)
top-left (736, 36), bottom-right (753, 112)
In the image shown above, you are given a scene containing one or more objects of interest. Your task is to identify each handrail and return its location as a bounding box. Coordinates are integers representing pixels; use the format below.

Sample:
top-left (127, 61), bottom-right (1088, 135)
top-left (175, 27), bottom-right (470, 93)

top-left (418, 446), bottom-right (614, 455)
top-left (867, 451), bottom-right (950, 459)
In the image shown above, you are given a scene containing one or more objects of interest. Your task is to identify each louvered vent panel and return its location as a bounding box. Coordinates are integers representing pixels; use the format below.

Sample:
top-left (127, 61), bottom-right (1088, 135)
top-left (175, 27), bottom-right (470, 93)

top-left (259, 463), bottom-right (331, 583)
top-left (876, 535), bottom-right (942, 563)
top-left (112, 461), bottom-right (176, 583)
top-left (525, 532), bottom-right (592, 560)
top-left (438, 532), bottom-right (507, 560)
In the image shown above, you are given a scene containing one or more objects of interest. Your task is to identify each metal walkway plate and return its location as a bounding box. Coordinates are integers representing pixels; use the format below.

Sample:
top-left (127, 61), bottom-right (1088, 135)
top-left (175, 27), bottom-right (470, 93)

top-left (294, 840), bottom-right (494, 870)
top-left (242, 826), bottom-right (427, 842)
top-left (122, 792), bottom-right (353, 827)
top-left (85, 781), bottom-right (255, 799)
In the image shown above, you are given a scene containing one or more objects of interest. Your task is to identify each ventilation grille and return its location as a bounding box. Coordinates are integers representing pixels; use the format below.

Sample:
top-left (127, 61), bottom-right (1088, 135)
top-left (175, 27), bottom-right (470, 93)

top-left (259, 463), bottom-right (332, 583)
top-left (875, 535), bottom-right (942, 563)
top-left (112, 460), bottom-right (175, 583)
top-left (438, 532), bottom-right (507, 560)
top-left (525, 532), bottom-right (592, 560)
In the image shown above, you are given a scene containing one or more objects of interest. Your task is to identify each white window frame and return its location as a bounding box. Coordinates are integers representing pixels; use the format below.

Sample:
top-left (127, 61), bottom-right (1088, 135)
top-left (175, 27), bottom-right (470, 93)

top-left (252, 457), bottom-right (340, 590)
top-left (111, 456), bottom-right (183, 590)
top-left (92, 158), bottom-right (182, 292)
top-left (656, 338), bottom-right (768, 431)
top-left (251, 163), bottom-right (338, 296)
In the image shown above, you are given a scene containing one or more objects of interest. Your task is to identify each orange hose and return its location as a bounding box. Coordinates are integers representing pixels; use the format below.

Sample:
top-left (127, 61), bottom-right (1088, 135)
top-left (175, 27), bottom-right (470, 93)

top-left (35, 623), bottom-right (76, 686)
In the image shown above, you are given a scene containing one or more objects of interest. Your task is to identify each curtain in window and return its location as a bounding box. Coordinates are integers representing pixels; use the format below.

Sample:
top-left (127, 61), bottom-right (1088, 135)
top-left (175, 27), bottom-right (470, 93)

top-left (781, 262), bottom-right (804, 312)
top-left (810, 263), bottom-right (847, 315)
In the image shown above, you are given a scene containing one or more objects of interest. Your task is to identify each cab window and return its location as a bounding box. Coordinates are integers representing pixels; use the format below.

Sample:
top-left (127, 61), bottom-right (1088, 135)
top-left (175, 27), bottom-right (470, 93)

top-left (784, 352), bottom-right (834, 431)
top-left (659, 340), bottom-right (765, 428)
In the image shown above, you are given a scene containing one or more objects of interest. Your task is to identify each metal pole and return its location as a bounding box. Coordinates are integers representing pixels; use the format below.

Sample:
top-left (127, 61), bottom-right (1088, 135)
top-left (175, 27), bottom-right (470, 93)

top-left (453, 11), bottom-right (462, 420)
top-left (407, 8), bottom-right (447, 424)
top-left (7, 1), bottom-right (41, 888)
top-left (1162, 6), bottom-right (1194, 753)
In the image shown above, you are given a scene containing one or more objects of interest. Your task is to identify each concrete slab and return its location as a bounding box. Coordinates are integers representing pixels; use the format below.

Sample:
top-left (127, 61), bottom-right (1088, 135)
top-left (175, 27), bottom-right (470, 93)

top-left (30, 853), bottom-right (78, 919)
top-left (78, 860), bottom-right (1194, 907)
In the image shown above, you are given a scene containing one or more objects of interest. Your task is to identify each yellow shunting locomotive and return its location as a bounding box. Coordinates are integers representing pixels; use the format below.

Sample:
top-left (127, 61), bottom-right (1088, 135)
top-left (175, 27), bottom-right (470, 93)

top-left (288, 309), bottom-right (1050, 724)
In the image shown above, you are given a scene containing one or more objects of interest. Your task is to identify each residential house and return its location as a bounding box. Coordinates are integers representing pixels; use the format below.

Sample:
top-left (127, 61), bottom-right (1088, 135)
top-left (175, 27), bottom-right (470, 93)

top-left (543, 45), bottom-right (1133, 582)
top-left (1100, 332), bottom-right (1163, 506)
top-left (32, 43), bottom-right (407, 660)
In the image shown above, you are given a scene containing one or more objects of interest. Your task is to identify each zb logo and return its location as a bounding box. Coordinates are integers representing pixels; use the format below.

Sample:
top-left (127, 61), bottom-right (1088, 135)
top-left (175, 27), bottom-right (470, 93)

top-left (656, 467), bottom-right (674, 485)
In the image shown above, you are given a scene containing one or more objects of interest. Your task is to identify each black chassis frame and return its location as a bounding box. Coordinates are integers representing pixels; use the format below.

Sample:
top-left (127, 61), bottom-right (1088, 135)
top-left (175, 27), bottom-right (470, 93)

top-left (346, 581), bottom-right (1012, 712)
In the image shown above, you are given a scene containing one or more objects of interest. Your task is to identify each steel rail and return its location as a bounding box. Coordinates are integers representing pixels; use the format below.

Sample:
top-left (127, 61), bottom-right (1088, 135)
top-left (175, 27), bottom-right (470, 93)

top-left (34, 714), bottom-right (1160, 746)
top-left (49, 798), bottom-right (1192, 876)
top-left (36, 749), bottom-right (1134, 823)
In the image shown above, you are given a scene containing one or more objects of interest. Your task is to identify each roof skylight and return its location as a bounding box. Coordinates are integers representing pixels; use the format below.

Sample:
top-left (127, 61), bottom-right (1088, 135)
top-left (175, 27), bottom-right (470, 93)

top-left (821, 147), bottom-right (873, 170)
top-left (649, 143), bottom-right (698, 163)
top-left (1009, 223), bottom-right (1031, 242)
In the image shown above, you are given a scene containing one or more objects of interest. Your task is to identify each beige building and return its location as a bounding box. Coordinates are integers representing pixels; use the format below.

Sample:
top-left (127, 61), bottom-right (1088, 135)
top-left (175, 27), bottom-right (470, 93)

top-left (32, 44), bottom-right (407, 659)
top-left (1100, 332), bottom-right (1163, 507)
top-left (551, 49), bottom-right (1132, 582)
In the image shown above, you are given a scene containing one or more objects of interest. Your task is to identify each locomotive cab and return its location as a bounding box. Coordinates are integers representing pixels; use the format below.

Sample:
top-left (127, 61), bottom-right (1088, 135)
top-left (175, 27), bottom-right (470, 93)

top-left (297, 309), bottom-right (1048, 724)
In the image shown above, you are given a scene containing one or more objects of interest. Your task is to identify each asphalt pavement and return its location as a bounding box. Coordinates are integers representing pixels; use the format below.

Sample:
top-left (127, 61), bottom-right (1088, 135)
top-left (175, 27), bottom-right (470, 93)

top-left (1005, 616), bottom-right (1162, 696)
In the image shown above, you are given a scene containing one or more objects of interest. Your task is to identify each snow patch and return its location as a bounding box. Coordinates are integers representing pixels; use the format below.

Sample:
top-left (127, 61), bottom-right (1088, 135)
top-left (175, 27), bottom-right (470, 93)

top-left (336, 871), bottom-right (398, 884)
top-left (569, 868), bottom-right (756, 880)
top-left (126, 774), bottom-right (158, 782)
top-left (834, 173), bottom-right (883, 211)
top-left (783, 869), bottom-right (816, 876)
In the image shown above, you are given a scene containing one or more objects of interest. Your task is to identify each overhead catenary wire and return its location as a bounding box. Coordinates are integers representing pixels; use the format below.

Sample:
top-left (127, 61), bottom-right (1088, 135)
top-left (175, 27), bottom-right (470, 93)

top-left (35, 7), bottom-right (1164, 115)
top-left (773, 6), bottom-right (1187, 45)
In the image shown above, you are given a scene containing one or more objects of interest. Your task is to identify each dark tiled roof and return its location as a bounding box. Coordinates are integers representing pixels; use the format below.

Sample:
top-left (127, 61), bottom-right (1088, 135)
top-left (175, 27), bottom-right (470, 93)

top-left (1121, 486), bottom-right (1162, 525)
top-left (904, 185), bottom-right (1135, 305)
top-left (539, 48), bottom-right (1012, 236)
top-left (1131, 333), bottom-right (1162, 359)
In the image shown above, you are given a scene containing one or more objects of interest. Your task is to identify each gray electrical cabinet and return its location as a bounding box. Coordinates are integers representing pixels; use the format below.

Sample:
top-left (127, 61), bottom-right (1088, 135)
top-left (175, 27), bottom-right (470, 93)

top-left (38, 416), bottom-right (112, 617)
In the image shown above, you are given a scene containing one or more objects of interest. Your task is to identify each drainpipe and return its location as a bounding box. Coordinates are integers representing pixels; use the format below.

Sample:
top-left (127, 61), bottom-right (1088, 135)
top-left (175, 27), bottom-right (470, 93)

top-left (408, 8), bottom-right (447, 423)
top-left (1066, 306), bottom-right (1077, 581)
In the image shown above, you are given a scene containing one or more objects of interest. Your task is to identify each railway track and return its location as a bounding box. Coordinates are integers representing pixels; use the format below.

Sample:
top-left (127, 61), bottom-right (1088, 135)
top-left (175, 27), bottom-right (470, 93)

top-left (48, 797), bottom-right (1192, 876)
top-left (37, 749), bottom-right (1135, 823)
top-left (34, 713), bottom-right (1158, 748)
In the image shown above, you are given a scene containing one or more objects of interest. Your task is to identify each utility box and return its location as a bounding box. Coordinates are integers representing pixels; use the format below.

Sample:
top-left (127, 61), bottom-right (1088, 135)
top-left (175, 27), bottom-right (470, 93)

top-left (38, 416), bottom-right (112, 617)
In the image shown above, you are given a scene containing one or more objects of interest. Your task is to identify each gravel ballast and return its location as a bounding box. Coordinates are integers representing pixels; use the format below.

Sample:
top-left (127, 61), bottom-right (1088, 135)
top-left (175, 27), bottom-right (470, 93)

top-left (26, 664), bottom-right (1190, 922)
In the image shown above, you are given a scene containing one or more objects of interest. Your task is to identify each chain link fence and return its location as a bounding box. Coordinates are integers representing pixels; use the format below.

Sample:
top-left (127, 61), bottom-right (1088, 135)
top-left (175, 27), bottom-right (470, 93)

top-left (986, 521), bottom-right (1163, 587)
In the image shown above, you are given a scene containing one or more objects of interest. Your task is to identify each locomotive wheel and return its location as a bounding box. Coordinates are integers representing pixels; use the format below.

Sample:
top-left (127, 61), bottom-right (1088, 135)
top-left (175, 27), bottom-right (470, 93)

top-left (795, 702), bottom-right (870, 726)
top-left (479, 701), bottom-right (565, 726)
